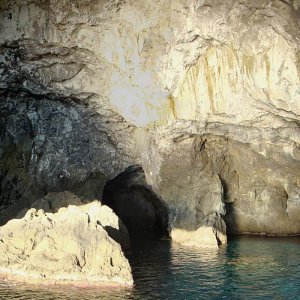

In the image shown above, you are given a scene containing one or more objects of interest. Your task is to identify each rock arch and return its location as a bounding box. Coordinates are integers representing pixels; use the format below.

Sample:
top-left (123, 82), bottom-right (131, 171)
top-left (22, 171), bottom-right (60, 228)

top-left (102, 165), bottom-right (169, 236)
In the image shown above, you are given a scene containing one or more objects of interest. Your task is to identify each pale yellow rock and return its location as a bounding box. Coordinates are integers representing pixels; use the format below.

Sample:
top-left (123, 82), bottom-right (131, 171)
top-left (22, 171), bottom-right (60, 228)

top-left (171, 227), bottom-right (220, 249)
top-left (173, 44), bottom-right (300, 125)
top-left (17, 191), bottom-right (131, 252)
top-left (0, 202), bottom-right (133, 286)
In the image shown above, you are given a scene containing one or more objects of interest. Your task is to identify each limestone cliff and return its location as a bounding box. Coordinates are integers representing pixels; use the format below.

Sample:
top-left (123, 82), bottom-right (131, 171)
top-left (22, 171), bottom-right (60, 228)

top-left (0, 0), bottom-right (300, 246)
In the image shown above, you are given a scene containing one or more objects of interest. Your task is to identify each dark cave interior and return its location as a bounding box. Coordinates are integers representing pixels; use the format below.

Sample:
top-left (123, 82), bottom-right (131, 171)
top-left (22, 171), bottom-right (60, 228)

top-left (102, 165), bottom-right (169, 237)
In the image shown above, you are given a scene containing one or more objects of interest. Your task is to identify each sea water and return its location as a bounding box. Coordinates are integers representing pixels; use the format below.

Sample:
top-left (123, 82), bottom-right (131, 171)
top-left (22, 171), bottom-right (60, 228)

top-left (0, 235), bottom-right (299, 299)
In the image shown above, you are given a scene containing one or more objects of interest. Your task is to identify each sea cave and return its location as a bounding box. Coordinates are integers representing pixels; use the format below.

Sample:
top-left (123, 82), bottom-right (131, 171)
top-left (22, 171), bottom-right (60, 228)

top-left (0, 0), bottom-right (300, 298)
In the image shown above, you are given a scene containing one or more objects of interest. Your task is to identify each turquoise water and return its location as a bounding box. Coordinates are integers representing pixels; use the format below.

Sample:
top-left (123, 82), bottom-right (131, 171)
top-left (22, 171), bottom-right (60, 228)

top-left (0, 236), bottom-right (300, 299)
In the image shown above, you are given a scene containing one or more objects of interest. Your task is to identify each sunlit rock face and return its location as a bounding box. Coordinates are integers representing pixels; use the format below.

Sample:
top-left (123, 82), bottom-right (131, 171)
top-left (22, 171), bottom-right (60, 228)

top-left (17, 191), bottom-right (131, 252)
top-left (0, 0), bottom-right (300, 245)
top-left (0, 201), bottom-right (133, 286)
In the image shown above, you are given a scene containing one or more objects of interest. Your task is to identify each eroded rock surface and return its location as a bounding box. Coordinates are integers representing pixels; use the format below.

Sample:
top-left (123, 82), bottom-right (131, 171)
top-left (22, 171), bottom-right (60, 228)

top-left (0, 0), bottom-right (300, 247)
top-left (17, 191), bottom-right (131, 251)
top-left (0, 94), bottom-right (136, 225)
top-left (171, 227), bottom-right (222, 248)
top-left (0, 201), bottom-right (133, 286)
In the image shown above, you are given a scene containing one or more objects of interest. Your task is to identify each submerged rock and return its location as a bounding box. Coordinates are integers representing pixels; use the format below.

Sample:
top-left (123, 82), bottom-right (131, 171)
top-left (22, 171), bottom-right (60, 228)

top-left (0, 201), bottom-right (133, 286)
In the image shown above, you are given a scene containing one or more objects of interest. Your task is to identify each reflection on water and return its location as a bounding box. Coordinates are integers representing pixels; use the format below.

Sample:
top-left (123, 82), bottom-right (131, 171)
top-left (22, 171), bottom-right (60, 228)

top-left (0, 235), bottom-right (300, 299)
top-left (0, 282), bottom-right (132, 300)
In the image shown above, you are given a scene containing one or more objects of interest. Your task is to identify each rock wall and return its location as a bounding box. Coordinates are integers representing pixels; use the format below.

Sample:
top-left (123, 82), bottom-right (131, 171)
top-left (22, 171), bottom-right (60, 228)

top-left (0, 0), bottom-right (300, 240)
top-left (137, 132), bottom-right (300, 235)
top-left (0, 92), bottom-right (136, 224)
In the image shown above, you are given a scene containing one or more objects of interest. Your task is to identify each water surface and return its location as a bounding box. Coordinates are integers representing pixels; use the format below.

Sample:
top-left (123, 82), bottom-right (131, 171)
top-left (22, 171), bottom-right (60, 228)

top-left (0, 235), bottom-right (299, 299)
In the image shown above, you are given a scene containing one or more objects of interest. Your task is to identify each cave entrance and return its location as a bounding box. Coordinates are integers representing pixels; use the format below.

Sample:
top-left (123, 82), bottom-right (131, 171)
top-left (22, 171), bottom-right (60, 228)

top-left (102, 165), bottom-right (169, 238)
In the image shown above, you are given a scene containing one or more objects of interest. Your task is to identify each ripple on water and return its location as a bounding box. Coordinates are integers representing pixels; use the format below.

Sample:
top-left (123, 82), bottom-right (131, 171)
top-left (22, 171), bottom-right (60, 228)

top-left (0, 236), bottom-right (300, 299)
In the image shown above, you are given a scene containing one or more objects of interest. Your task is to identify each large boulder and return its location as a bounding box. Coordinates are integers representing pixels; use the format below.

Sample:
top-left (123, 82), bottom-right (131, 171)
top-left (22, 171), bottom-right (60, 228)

top-left (0, 201), bottom-right (133, 286)
top-left (17, 191), bottom-right (131, 252)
